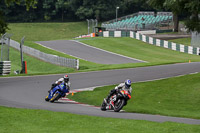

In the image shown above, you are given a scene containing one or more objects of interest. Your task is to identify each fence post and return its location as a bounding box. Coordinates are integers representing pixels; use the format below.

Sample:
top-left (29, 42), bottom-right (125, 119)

top-left (20, 36), bottom-right (25, 73)
top-left (1, 34), bottom-right (5, 61)
top-left (76, 59), bottom-right (79, 70)
top-left (1, 33), bottom-right (12, 61)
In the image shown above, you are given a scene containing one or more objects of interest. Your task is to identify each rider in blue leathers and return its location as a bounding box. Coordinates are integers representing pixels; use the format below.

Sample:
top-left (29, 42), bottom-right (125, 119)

top-left (48, 75), bottom-right (71, 97)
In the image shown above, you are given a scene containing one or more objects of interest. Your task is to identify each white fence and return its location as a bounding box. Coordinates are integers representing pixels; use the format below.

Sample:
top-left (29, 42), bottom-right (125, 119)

top-left (10, 40), bottom-right (79, 69)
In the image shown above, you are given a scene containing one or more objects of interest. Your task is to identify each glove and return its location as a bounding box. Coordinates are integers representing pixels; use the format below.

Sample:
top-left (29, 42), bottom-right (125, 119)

top-left (115, 89), bottom-right (119, 93)
top-left (51, 83), bottom-right (57, 89)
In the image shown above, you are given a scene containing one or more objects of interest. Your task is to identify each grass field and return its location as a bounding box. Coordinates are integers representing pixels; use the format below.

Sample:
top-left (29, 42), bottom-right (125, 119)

top-left (4, 37), bottom-right (200, 75)
top-left (1, 106), bottom-right (200, 133)
top-left (80, 37), bottom-right (200, 64)
top-left (1, 22), bottom-right (200, 131)
top-left (8, 22), bottom-right (88, 41)
top-left (5, 23), bottom-right (200, 75)
top-left (68, 72), bottom-right (200, 119)
top-left (9, 47), bottom-right (75, 75)
top-left (169, 38), bottom-right (191, 46)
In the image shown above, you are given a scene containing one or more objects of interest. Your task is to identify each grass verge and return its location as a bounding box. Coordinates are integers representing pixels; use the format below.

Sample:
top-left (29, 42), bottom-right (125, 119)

top-left (80, 37), bottom-right (200, 63)
top-left (4, 37), bottom-right (200, 75)
top-left (0, 106), bottom-right (200, 133)
top-left (5, 22), bottom-right (200, 75)
top-left (9, 47), bottom-right (75, 75)
top-left (8, 22), bottom-right (88, 41)
top-left (68, 72), bottom-right (200, 119)
top-left (169, 38), bottom-right (191, 46)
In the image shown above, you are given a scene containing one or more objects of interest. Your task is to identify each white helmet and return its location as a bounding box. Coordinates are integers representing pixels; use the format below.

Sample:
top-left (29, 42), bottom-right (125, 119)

top-left (125, 79), bottom-right (131, 88)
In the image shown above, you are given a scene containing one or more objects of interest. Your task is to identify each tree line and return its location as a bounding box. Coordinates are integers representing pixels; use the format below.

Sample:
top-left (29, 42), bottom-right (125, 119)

top-left (1, 0), bottom-right (153, 22)
top-left (0, 0), bottom-right (199, 35)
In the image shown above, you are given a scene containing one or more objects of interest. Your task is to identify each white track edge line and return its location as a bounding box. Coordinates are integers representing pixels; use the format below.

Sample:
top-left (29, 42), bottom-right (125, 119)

top-left (35, 42), bottom-right (89, 62)
top-left (72, 40), bottom-right (147, 63)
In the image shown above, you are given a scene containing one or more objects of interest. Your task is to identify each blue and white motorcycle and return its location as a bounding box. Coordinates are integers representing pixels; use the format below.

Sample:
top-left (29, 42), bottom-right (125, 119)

top-left (45, 83), bottom-right (69, 103)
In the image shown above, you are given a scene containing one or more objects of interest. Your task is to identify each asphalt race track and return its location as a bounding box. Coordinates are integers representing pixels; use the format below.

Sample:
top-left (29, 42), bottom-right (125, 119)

top-left (1, 63), bottom-right (200, 125)
top-left (36, 40), bottom-right (144, 64)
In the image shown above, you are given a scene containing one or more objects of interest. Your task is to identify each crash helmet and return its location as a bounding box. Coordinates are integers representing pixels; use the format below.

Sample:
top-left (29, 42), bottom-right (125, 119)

top-left (125, 79), bottom-right (131, 88)
top-left (63, 75), bottom-right (69, 83)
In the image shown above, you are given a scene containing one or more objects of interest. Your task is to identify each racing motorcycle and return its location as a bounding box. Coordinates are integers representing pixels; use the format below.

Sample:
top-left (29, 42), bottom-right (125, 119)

top-left (45, 83), bottom-right (69, 103)
top-left (101, 90), bottom-right (131, 112)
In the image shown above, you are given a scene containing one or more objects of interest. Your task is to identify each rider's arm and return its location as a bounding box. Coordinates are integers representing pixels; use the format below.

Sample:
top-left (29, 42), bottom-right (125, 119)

top-left (55, 78), bottom-right (64, 84)
top-left (114, 83), bottom-right (124, 91)
top-left (128, 87), bottom-right (133, 95)
top-left (64, 81), bottom-right (71, 90)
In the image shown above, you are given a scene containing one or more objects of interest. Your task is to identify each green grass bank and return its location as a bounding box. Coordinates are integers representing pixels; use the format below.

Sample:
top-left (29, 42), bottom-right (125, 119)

top-left (8, 22), bottom-right (88, 41)
top-left (169, 38), bottom-right (191, 46)
top-left (68, 72), bottom-right (200, 119)
top-left (1, 106), bottom-right (200, 133)
top-left (5, 37), bottom-right (200, 75)
top-left (4, 22), bottom-right (200, 75)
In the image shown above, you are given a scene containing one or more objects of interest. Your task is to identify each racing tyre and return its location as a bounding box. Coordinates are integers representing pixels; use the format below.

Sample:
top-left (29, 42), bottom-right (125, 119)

top-left (50, 93), bottom-right (61, 103)
top-left (45, 96), bottom-right (50, 101)
top-left (114, 99), bottom-right (125, 112)
top-left (101, 99), bottom-right (107, 111)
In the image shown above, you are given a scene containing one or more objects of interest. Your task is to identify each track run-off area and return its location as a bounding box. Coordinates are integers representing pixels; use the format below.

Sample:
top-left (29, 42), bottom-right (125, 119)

top-left (36, 40), bottom-right (145, 64)
top-left (1, 62), bottom-right (200, 125)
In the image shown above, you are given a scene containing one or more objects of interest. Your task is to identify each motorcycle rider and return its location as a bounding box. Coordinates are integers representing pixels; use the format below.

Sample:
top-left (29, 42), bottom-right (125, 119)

top-left (105, 79), bottom-right (132, 103)
top-left (48, 75), bottom-right (71, 95)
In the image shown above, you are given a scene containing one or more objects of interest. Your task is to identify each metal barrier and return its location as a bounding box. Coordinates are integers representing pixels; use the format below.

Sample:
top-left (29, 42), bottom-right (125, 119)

top-left (1, 33), bottom-right (12, 61)
top-left (10, 40), bottom-right (79, 69)
top-left (0, 61), bottom-right (11, 75)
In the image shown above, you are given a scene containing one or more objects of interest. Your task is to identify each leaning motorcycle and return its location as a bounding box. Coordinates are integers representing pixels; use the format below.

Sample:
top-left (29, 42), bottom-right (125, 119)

top-left (45, 83), bottom-right (69, 103)
top-left (101, 90), bottom-right (131, 112)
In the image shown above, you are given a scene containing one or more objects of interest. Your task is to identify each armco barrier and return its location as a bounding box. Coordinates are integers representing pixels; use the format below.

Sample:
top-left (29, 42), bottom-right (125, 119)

top-left (0, 61), bottom-right (11, 75)
top-left (10, 40), bottom-right (79, 69)
top-left (101, 31), bottom-right (200, 55)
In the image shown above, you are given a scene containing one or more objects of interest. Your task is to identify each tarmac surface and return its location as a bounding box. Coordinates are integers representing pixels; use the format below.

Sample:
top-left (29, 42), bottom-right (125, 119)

top-left (36, 40), bottom-right (144, 64)
top-left (1, 62), bottom-right (200, 125)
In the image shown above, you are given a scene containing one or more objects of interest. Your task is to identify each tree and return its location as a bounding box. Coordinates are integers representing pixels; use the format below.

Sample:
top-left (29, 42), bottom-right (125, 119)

top-left (4, 0), bottom-right (37, 10)
top-left (43, 0), bottom-right (71, 21)
top-left (148, 0), bottom-right (200, 32)
top-left (184, 0), bottom-right (200, 32)
top-left (0, 11), bottom-right (8, 35)
top-left (69, 0), bottom-right (122, 21)
top-left (0, 0), bottom-right (37, 35)
top-left (148, 0), bottom-right (185, 32)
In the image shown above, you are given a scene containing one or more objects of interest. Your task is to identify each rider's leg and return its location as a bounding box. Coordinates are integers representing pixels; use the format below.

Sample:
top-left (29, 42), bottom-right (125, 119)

top-left (106, 89), bottom-right (116, 103)
top-left (48, 83), bottom-right (57, 93)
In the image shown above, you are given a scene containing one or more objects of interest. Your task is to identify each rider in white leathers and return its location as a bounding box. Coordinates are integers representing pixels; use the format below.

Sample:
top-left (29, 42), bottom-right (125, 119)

top-left (105, 79), bottom-right (132, 103)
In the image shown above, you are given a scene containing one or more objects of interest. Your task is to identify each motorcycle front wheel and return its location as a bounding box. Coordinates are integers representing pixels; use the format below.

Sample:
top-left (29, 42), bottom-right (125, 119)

top-left (49, 93), bottom-right (61, 103)
top-left (101, 99), bottom-right (107, 111)
top-left (45, 96), bottom-right (50, 101)
top-left (114, 99), bottom-right (125, 112)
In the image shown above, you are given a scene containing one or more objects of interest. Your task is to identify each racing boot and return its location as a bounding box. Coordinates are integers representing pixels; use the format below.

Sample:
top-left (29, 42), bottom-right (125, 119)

top-left (105, 96), bottom-right (111, 104)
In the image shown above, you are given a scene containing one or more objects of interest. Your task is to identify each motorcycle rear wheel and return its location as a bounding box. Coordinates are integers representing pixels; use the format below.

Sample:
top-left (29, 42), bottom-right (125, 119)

top-left (114, 99), bottom-right (125, 112)
top-left (49, 93), bottom-right (60, 103)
